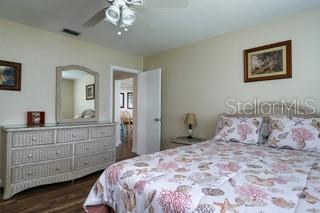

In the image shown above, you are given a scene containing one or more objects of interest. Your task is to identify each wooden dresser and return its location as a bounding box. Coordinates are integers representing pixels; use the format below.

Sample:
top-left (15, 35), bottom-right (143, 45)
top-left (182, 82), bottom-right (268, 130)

top-left (2, 122), bottom-right (116, 199)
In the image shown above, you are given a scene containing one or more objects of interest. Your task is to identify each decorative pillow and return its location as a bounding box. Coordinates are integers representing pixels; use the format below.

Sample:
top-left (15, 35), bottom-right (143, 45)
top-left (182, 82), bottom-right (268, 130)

top-left (267, 116), bottom-right (320, 152)
top-left (214, 115), bottom-right (263, 144)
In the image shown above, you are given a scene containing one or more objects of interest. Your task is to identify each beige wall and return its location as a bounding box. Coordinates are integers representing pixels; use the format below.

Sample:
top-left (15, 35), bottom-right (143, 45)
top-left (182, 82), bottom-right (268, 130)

top-left (61, 79), bottom-right (74, 118)
top-left (144, 7), bottom-right (320, 150)
top-left (0, 18), bottom-right (143, 180)
top-left (74, 74), bottom-right (95, 117)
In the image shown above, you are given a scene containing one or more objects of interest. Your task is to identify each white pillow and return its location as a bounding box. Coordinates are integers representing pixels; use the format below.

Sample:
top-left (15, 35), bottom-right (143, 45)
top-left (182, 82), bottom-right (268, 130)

top-left (267, 116), bottom-right (320, 152)
top-left (214, 115), bottom-right (263, 144)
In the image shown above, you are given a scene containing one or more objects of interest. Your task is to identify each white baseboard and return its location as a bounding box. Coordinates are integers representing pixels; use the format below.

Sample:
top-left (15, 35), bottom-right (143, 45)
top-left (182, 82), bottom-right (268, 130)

top-left (0, 179), bottom-right (2, 188)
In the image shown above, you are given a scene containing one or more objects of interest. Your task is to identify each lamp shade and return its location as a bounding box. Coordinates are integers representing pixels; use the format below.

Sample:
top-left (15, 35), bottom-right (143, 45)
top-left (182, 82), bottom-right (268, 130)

top-left (184, 113), bottom-right (197, 125)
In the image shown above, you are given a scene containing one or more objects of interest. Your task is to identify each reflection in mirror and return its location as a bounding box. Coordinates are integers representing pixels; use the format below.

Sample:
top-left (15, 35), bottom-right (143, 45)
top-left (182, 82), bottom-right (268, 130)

top-left (56, 65), bottom-right (98, 124)
top-left (61, 70), bottom-right (95, 120)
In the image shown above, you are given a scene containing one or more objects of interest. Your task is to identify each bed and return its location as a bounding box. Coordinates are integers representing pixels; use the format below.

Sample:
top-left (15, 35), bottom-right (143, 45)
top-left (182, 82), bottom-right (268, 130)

top-left (84, 105), bottom-right (320, 213)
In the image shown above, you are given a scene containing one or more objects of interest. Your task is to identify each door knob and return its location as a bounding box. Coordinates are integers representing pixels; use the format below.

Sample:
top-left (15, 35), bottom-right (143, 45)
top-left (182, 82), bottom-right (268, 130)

top-left (154, 118), bottom-right (162, 122)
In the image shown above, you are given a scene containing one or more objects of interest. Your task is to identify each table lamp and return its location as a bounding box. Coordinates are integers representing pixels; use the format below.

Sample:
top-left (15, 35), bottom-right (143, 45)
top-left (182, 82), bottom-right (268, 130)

top-left (184, 113), bottom-right (197, 139)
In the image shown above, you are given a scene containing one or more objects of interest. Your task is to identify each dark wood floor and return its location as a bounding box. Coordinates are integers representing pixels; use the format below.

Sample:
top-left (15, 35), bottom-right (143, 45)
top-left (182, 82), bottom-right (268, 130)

top-left (0, 172), bottom-right (100, 213)
top-left (116, 129), bottom-right (138, 161)
top-left (0, 135), bottom-right (138, 213)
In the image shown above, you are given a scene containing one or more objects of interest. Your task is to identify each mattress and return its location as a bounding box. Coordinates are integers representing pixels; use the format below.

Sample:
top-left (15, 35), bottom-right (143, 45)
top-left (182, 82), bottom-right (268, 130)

top-left (84, 140), bottom-right (320, 213)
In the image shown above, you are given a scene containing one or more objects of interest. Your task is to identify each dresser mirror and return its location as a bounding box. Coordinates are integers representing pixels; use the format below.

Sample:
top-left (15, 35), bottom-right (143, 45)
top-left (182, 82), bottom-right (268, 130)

top-left (56, 65), bottom-right (98, 124)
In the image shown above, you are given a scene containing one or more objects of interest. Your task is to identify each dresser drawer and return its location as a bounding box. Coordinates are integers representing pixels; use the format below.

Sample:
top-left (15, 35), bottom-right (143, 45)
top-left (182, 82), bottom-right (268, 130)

top-left (74, 152), bottom-right (114, 170)
top-left (11, 144), bottom-right (73, 166)
top-left (90, 126), bottom-right (115, 139)
top-left (75, 137), bottom-right (115, 156)
top-left (11, 159), bottom-right (72, 184)
top-left (12, 130), bottom-right (54, 148)
top-left (56, 128), bottom-right (89, 143)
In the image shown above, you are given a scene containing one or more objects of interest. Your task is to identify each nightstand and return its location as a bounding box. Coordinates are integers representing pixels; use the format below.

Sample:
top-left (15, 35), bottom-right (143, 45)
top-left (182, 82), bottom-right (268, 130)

top-left (169, 136), bottom-right (206, 149)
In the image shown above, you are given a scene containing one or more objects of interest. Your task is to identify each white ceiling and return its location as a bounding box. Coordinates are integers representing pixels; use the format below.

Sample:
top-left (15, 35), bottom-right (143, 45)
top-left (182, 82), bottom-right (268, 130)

top-left (0, 0), bottom-right (320, 56)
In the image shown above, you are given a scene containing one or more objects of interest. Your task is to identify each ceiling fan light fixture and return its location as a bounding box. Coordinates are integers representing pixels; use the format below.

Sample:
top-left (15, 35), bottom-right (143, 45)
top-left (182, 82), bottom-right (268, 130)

top-left (105, 4), bottom-right (121, 25)
top-left (121, 6), bottom-right (136, 26)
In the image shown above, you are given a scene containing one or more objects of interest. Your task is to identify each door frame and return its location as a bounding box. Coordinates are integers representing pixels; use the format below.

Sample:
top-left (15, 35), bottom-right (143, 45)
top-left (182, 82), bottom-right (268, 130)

top-left (110, 65), bottom-right (141, 153)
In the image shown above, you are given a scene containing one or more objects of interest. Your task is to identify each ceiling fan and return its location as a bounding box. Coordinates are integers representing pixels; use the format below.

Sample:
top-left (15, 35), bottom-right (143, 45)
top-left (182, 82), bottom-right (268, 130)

top-left (83, 0), bottom-right (189, 29)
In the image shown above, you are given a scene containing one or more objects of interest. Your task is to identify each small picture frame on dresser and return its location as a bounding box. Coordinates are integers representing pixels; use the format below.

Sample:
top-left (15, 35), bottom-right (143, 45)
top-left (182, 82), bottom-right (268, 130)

top-left (27, 111), bottom-right (45, 127)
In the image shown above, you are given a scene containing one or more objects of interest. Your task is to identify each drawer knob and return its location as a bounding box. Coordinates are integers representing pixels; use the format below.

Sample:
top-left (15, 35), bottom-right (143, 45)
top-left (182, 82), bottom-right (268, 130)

top-left (28, 153), bottom-right (33, 158)
top-left (32, 137), bottom-right (37, 141)
top-left (27, 171), bottom-right (32, 176)
top-left (104, 144), bottom-right (108, 147)
top-left (84, 161), bottom-right (89, 165)
top-left (56, 150), bottom-right (62, 155)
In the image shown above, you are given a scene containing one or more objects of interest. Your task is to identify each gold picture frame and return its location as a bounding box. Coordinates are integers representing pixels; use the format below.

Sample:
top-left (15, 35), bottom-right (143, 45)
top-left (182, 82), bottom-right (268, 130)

top-left (244, 40), bottom-right (292, 82)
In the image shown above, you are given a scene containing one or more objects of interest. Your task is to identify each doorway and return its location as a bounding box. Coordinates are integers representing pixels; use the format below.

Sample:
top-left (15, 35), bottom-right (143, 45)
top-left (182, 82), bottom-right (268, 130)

top-left (111, 66), bottom-right (162, 160)
top-left (113, 70), bottom-right (138, 161)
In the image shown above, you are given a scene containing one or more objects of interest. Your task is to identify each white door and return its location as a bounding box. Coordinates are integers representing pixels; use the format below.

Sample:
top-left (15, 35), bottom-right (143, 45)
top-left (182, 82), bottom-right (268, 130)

top-left (137, 68), bottom-right (161, 155)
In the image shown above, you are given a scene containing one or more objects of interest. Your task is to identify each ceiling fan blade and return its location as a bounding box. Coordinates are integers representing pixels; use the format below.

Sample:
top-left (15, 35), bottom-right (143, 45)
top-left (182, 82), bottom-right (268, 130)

top-left (83, 7), bottom-right (108, 27)
top-left (144, 0), bottom-right (189, 8)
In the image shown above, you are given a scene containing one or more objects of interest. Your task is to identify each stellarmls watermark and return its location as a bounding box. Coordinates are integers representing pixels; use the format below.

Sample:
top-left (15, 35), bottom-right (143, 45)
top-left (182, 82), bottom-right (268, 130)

top-left (225, 99), bottom-right (316, 116)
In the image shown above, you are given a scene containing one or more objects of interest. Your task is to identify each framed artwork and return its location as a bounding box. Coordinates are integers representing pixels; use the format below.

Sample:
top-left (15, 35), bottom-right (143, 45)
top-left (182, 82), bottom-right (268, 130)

top-left (0, 60), bottom-right (21, 91)
top-left (86, 84), bottom-right (95, 100)
top-left (27, 111), bottom-right (45, 126)
top-left (120, 93), bottom-right (125, 108)
top-left (244, 40), bottom-right (292, 82)
top-left (127, 92), bottom-right (133, 109)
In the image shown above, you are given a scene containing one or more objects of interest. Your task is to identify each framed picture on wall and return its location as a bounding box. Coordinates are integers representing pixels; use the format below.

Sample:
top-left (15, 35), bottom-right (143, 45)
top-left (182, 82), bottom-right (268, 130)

top-left (244, 40), bottom-right (292, 82)
top-left (86, 84), bottom-right (95, 100)
top-left (27, 111), bottom-right (45, 126)
top-left (120, 93), bottom-right (125, 108)
top-left (127, 92), bottom-right (133, 109)
top-left (0, 60), bottom-right (21, 91)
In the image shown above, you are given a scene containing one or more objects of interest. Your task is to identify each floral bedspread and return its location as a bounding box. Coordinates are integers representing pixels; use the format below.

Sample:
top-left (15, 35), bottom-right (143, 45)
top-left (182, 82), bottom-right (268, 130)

top-left (84, 140), bottom-right (320, 213)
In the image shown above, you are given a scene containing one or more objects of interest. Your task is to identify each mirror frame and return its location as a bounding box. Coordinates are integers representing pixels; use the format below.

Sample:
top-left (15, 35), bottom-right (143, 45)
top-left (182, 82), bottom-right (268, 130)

top-left (56, 65), bottom-right (99, 124)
